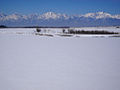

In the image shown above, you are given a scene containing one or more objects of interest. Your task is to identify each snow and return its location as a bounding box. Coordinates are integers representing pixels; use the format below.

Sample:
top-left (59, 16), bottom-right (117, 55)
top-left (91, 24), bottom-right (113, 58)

top-left (0, 27), bottom-right (120, 37)
top-left (38, 12), bottom-right (61, 19)
top-left (1, 12), bottom-right (120, 27)
top-left (1, 12), bottom-right (120, 21)
top-left (37, 12), bottom-right (69, 20)
top-left (0, 28), bottom-right (120, 90)
top-left (0, 28), bottom-right (36, 35)
top-left (84, 12), bottom-right (113, 19)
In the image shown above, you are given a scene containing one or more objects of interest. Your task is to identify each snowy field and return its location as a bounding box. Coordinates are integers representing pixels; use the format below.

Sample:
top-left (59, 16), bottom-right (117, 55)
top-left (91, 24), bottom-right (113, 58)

top-left (0, 27), bottom-right (120, 90)
top-left (0, 27), bottom-right (120, 37)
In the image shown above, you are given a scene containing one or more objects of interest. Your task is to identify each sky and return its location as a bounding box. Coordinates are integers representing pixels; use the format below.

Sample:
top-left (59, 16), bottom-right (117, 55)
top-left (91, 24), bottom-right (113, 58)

top-left (0, 0), bottom-right (120, 15)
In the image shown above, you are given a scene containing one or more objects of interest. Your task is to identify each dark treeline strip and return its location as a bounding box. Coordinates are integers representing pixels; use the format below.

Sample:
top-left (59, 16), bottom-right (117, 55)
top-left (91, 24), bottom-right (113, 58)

top-left (66, 29), bottom-right (119, 34)
top-left (23, 26), bottom-right (70, 28)
top-left (0, 25), bottom-right (7, 28)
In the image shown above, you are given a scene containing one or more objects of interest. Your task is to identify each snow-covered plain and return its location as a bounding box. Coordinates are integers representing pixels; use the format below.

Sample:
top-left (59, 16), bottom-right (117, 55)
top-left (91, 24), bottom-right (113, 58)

top-left (0, 27), bottom-right (120, 37)
top-left (0, 27), bottom-right (120, 90)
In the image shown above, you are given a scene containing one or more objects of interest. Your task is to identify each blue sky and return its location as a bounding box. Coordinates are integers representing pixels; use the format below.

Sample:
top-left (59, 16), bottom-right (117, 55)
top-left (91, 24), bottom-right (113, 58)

top-left (0, 0), bottom-right (120, 15)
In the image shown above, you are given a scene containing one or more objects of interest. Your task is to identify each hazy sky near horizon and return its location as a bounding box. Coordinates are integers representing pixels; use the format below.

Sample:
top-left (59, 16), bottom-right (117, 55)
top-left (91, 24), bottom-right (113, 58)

top-left (0, 0), bottom-right (120, 14)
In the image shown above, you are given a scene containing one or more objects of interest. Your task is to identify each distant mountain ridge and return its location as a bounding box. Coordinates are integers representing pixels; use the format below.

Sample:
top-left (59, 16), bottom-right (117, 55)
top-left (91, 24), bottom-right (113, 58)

top-left (0, 12), bottom-right (120, 27)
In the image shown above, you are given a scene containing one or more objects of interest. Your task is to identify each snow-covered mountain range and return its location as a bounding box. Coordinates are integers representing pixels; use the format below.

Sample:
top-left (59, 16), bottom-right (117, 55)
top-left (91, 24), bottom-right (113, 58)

top-left (0, 12), bottom-right (120, 27)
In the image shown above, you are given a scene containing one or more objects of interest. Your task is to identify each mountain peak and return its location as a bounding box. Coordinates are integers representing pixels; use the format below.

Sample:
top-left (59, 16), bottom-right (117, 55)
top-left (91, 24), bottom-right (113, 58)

top-left (0, 12), bottom-right (120, 26)
top-left (84, 12), bottom-right (113, 19)
top-left (97, 12), bottom-right (104, 14)
top-left (0, 13), bottom-right (7, 17)
top-left (44, 12), bottom-right (56, 15)
top-left (38, 12), bottom-right (61, 19)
